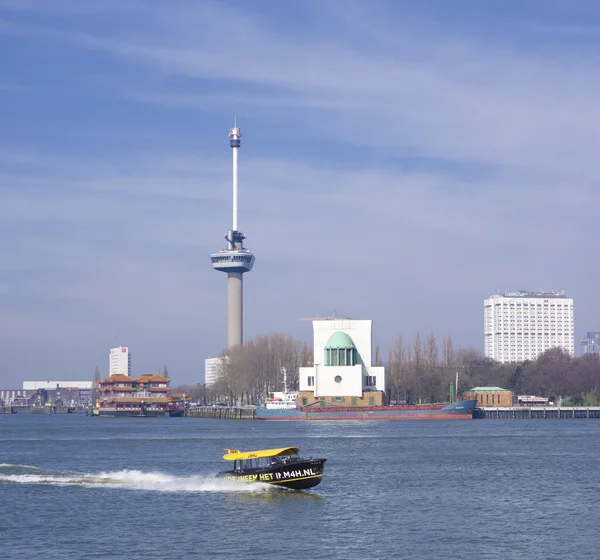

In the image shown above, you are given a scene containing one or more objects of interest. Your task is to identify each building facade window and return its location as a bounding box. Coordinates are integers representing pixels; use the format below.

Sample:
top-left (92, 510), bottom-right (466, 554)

top-left (324, 347), bottom-right (358, 366)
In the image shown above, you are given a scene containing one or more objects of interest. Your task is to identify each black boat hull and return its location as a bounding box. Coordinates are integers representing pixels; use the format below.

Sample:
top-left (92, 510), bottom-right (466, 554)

top-left (216, 458), bottom-right (326, 490)
top-left (96, 409), bottom-right (184, 418)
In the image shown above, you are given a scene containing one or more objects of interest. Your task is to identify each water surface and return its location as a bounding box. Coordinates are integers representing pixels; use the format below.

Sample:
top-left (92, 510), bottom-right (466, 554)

top-left (1, 415), bottom-right (598, 559)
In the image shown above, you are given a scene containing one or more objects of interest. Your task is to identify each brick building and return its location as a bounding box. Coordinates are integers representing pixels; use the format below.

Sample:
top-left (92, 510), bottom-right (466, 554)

top-left (463, 386), bottom-right (513, 407)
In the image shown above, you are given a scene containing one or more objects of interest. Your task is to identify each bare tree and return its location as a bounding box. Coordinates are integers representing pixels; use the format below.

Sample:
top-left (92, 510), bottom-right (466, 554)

top-left (388, 334), bottom-right (409, 403)
top-left (91, 366), bottom-right (101, 408)
top-left (214, 333), bottom-right (312, 405)
top-left (375, 344), bottom-right (382, 367)
top-left (410, 332), bottom-right (427, 402)
top-left (442, 335), bottom-right (454, 368)
top-left (422, 331), bottom-right (440, 401)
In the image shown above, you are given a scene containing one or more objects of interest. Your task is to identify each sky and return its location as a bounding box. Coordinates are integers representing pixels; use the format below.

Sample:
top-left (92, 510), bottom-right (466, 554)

top-left (1, 0), bottom-right (599, 386)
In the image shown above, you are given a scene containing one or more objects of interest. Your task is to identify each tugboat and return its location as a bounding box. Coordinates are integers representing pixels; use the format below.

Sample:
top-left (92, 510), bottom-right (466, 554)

top-left (263, 367), bottom-right (298, 411)
top-left (216, 446), bottom-right (326, 490)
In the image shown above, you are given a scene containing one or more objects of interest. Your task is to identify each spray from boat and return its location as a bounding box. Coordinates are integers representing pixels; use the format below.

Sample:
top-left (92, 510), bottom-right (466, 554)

top-left (0, 464), bottom-right (273, 493)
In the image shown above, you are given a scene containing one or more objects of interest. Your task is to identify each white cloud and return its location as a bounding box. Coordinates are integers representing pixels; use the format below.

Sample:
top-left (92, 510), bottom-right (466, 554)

top-left (0, 1), bottom-right (598, 383)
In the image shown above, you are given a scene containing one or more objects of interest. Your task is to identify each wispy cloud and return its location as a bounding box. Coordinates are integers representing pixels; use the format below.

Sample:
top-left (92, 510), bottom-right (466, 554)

top-left (11, 1), bottom-right (596, 180)
top-left (0, 0), bottom-right (598, 384)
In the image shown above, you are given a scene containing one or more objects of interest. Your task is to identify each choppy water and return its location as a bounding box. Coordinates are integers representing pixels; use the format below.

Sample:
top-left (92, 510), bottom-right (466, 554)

top-left (2, 415), bottom-right (599, 559)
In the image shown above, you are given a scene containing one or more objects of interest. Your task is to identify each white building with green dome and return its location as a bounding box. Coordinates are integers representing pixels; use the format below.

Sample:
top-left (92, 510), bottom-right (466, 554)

top-left (298, 319), bottom-right (386, 407)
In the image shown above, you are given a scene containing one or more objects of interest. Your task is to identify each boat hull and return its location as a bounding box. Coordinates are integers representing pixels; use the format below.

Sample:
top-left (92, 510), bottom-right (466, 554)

top-left (96, 408), bottom-right (184, 418)
top-left (256, 400), bottom-right (478, 421)
top-left (216, 458), bottom-right (326, 490)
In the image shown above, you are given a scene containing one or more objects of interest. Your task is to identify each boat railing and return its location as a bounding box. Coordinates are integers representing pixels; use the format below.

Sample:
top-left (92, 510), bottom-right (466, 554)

top-left (298, 404), bottom-right (447, 413)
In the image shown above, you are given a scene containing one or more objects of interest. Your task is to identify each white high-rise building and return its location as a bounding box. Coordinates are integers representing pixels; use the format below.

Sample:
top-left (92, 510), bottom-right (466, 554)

top-left (204, 357), bottom-right (224, 387)
top-left (109, 346), bottom-right (131, 376)
top-left (484, 291), bottom-right (574, 363)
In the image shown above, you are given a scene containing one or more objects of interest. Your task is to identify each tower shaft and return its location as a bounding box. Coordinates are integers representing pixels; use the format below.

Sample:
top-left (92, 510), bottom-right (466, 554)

top-left (227, 272), bottom-right (243, 347)
top-left (232, 144), bottom-right (239, 233)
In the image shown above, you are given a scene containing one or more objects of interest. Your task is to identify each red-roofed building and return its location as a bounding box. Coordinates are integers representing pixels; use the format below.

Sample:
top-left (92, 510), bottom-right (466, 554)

top-left (94, 374), bottom-right (183, 417)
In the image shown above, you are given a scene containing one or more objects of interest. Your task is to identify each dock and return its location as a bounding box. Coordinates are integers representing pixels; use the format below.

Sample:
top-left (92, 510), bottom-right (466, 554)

top-left (475, 406), bottom-right (600, 419)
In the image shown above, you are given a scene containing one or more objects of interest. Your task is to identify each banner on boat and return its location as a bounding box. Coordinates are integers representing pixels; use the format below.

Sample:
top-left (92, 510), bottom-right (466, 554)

top-left (223, 467), bottom-right (319, 483)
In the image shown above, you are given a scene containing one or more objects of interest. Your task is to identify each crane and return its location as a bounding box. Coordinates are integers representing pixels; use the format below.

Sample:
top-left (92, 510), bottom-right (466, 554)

top-left (299, 310), bottom-right (350, 321)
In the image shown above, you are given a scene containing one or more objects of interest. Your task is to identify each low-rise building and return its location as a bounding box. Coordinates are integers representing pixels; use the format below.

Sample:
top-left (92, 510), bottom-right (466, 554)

top-left (0, 381), bottom-right (93, 408)
top-left (464, 386), bottom-right (514, 407)
top-left (23, 381), bottom-right (93, 391)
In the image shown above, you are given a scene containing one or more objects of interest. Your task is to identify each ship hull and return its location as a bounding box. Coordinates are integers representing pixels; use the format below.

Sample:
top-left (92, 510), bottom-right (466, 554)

top-left (96, 408), bottom-right (184, 418)
top-left (216, 458), bottom-right (326, 490)
top-left (257, 400), bottom-right (477, 421)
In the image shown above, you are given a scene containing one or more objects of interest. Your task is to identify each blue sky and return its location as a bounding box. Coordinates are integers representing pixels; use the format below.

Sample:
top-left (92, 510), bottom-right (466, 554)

top-left (1, 0), bottom-right (598, 385)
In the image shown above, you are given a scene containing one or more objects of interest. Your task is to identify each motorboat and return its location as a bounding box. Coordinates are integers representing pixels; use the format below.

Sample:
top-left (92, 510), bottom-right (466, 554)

top-left (215, 446), bottom-right (326, 490)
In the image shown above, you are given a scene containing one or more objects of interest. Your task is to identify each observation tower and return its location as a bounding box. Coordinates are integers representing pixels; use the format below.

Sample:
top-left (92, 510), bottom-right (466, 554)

top-left (210, 124), bottom-right (255, 348)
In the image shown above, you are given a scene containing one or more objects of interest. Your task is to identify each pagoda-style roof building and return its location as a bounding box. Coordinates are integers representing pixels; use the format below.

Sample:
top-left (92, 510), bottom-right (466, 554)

top-left (94, 373), bottom-right (180, 416)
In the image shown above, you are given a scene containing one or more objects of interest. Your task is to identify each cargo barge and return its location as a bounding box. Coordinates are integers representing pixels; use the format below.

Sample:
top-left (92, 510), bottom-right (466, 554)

top-left (256, 400), bottom-right (477, 420)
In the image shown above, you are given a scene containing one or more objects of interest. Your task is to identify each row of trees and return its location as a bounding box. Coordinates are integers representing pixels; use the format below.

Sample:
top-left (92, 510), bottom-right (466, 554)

top-left (387, 334), bottom-right (600, 405)
top-left (173, 333), bottom-right (312, 406)
top-left (213, 333), bottom-right (312, 405)
top-left (508, 348), bottom-right (600, 405)
top-left (172, 332), bottom-right (600, 406)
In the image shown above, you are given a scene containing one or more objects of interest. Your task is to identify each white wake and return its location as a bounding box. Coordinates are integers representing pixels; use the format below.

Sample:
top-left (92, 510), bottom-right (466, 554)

top-left (0, 465), bottom-right (273, 493)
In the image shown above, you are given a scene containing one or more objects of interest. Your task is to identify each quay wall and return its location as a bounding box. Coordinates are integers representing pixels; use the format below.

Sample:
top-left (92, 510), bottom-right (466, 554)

top-left (184, 406), bottom-right (600, 421)
top-left (9, 406), bottom-right (79, 414)
top-left (475, 407), bottom-right (600, 419)
top-left (185, 407), bottom-right (256, 420)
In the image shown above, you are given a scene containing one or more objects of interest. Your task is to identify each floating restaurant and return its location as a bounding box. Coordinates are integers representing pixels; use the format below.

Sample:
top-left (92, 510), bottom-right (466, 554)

top-left (94, 374), bottom-right (185, 417)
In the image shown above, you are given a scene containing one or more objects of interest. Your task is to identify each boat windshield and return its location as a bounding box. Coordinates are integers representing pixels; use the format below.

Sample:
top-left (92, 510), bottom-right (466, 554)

top-left (235, 458), bottom-right (268, 470)
top-left (271, 453), bottom-right (300, 463)
top-left (234, 453), bottom-right (301, 471)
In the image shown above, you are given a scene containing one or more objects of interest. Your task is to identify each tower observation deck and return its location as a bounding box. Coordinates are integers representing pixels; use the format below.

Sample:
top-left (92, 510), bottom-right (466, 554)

top-left (210, 125), bottom-right (255, 348)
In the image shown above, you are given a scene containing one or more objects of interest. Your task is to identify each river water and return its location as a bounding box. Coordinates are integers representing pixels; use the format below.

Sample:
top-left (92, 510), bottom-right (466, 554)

top-left (1, 415), bottom-right (599, 559)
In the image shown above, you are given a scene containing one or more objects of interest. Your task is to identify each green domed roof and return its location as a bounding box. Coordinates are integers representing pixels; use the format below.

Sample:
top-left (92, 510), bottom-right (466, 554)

top-left (325, 331), bottom-right (356, 349)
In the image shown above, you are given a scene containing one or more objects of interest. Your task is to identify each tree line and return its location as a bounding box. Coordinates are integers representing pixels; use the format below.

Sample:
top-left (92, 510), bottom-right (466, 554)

top-left (173, 333), bottom-right (312, 406)
top-left (172, 331), bottom-right (600, 406)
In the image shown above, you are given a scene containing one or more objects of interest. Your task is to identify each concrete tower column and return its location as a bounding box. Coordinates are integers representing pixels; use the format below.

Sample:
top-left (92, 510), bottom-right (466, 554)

top-left (227, 272), bottom-right (243, 347)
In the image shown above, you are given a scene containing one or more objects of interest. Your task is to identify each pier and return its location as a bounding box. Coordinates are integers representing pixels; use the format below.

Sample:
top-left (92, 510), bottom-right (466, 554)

top-left (475, 406), bottom-right (600, 419)
top-left (185, 407), bottom-right (256, 420)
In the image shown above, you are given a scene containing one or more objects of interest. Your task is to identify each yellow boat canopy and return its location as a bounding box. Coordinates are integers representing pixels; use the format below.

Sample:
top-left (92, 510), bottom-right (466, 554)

top-left (222, 447), bottom-right (300, 461)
